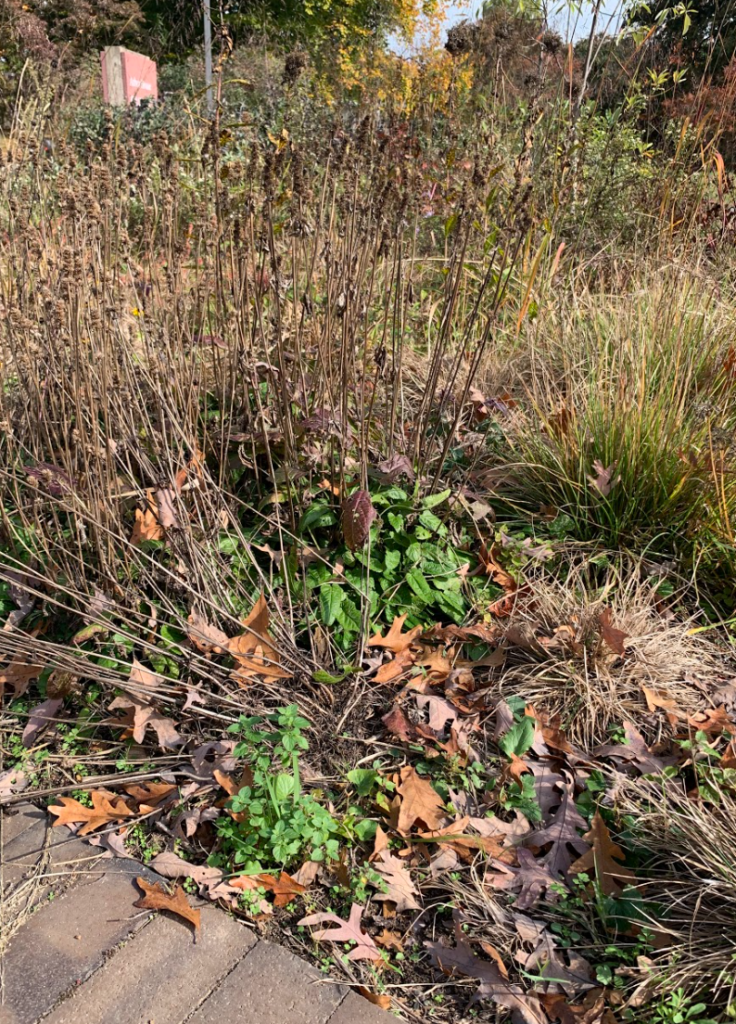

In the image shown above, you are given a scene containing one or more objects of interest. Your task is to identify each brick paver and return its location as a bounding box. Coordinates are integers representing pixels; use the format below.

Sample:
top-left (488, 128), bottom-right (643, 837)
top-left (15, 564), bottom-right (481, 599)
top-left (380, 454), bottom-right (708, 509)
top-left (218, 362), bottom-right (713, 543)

top-left (0, 804), bottom-right (397, 1024)
top-left (187, 940), bottom-right (348, 1024)
top-left (43, 907), bottom-right (257, 1024)
top-left (0, 859), bottom-right (160, 1024)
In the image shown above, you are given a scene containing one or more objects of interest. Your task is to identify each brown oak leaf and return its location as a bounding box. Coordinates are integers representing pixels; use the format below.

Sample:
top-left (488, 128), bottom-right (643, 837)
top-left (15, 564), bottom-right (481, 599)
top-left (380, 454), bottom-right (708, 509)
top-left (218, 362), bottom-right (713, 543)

top-left (372, 849), bottom-right (421, 912)
top-left (134, 877), bottom-right (201, 934)
top-left (49, 790), bottom-right (133, 835)
top-left (369, 614), bottom-right (423, 654)
top-left (397, 766), bottom-right (448, 835)
top-left (298, 903), bottom-right (381, 962)
top-left (227, 594), bottom-right (291, 682)
top-left (569, 811), bottom-right (637, 897)
top-left (187, 610), bottom-right (229, 655)
top-left (598, 608), bottom-right (627, 656)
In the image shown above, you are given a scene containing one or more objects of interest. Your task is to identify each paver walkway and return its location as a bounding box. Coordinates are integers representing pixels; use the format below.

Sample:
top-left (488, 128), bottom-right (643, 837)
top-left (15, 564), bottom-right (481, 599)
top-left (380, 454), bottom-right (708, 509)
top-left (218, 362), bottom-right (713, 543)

top-left (0, 804), bottom-right (393, 1024)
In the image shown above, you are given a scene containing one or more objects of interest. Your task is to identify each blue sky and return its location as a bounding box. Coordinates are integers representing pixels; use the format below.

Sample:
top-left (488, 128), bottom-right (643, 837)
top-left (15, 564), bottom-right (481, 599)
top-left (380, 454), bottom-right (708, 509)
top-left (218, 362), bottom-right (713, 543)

top-left (391, 0), bottom-right (625, 54)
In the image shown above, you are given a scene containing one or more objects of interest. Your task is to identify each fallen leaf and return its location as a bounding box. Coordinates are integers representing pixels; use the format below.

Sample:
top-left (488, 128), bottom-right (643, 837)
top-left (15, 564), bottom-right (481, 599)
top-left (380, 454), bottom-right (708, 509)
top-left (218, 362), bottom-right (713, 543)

top-left (88, 828), bottom-right (134, 859)
top-left (372, 849), bottom-right (421, 912)
top-left (123, 781), bottom-right (177, 810)
top-left (687, 705), bottom-right (736, 736)
top-left (150, 851), bottom-right (228, 893)
top-left (130, 491), bottom-right (165, 545)
top-left (397, 766), bottom-right (448, 834)
top-left (22, 698), bottom-right (62, 747)
top-left (485, 847), bottom-right (558, 910)
top-left (598, 608), bottom-right (627, 656)
top-left (252, 871), bottom-right (307, 907)
top-left (515, 916), bottom-right (594, 997)
top-left (3, 570), bottom-right (35, 630)
top-left (416, 693), bottom-right (458, 732)
top-left (108, 695), bottom-right (184, 749)
top-left (374, 453), bottom-right (415, 483)
top-left (357, 988), bottom-right (391, 1010)
top-left (0, 656), bottom-right (44, 698)
top-left (595, 722), bottom-right (679, 774)
top-left (588, 460), bottom-right (620, 497)
top-left (0, 767), bottom-right (28, 803)
top-left (569, 811), bottom-right (637, 897)
top-left (227, 594), bottom-right (291, 682)
top-left (342, 490), bottom-right (377, 550)
top-left (375, 928), bottom-right (404, 952)
top-left (374, 646), bottom-right (416, 684)
top-left (369, 614), bottom-right (422, 654)
top-left (134, 877), bottom-right (201, 934)
top-left (155, 488), bottom-right (178, 529)
top-left (524, 782), bottom-right (590, 877)
top-left (49, 790), bottom-right (133, 835)
top-left (425, 918), bottom-right (546, 1022)
top-left (298, 903), bottom-right (381, 962)
top-left (382, 705), bottom-right (416, 742)
top-left (187, 610), bottom-right (229, 655)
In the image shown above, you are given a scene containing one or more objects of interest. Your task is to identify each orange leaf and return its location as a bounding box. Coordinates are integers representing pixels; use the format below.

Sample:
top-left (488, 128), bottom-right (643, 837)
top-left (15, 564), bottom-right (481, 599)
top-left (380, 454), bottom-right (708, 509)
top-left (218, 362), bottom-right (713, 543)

top-left (130, 491), bottom-right (165, 545)
top-left (134, 876), bottom-right (201, 933)
top-left (374, 647), bottom-right (416, 684)
top-left (375, 928), bottom-right (404, 952)
top-left (688, 705), bottom-right (736, 736)
top-left (598, 608), bottom-right (627, 656)
top-left (255, 871), bottom-right (307, 907)
top-left (357, 988), bottom-right (391, 1010)
top-left (227, 594), bottom-right (291, 683)
top-left (569, 811), bottom-right (637, 897)
top-left (396, 766), bottom-right (448, 835)
top-left (49, 790), bottom-right (133, 836)
top-left (368, 614), bottom-right (422, 654)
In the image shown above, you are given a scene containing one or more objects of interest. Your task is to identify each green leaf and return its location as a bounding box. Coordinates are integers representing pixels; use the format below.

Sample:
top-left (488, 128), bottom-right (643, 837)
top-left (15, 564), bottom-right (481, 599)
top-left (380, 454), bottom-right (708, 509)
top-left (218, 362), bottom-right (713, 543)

top-left (346, 768), bottom-right (380, 796)
top-left (421, 488), bottom-right (451, 509)
top-left (354, 819), bottom-right (378, 842)
top-left (418, 509), bottom-right (445, 534)
top-left (405, 568), bottom-right (434, 604)
top-left (499, 717), bottom-right (535, 758)
top-left (319, 584), bottom-right (343, 627)
top-left (387, 512), bottom-right (405, 532)
top-left (436, 590), bottom-right (467, 622)
top-left (384, 549), bottom-right (401, 573)
top-left (274, 774), bottom-right (295, 802)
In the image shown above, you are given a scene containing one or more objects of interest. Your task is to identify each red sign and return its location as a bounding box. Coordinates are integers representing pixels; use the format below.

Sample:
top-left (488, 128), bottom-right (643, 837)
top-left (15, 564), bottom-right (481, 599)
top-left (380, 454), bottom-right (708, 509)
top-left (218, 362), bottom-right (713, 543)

top-left (101, 47), bottom-right (158, 106)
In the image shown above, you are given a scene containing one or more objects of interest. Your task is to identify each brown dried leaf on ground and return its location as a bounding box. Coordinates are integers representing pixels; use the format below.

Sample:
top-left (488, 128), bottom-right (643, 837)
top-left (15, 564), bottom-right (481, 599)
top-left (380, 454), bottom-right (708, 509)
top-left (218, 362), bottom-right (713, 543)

top-left (3, 570), bottom-right (36, 630)
top-left (357, 988), bottom-right (392, 1010)
top-left (49, 790), bottom-right (133, 835)
top-left (485, 847), bottom-right (559, 910)
top-left (374, 646), bottom-right (416, 684)
top-left (688, 705), bottom-right (736, 736)
top-left (88, 829), bottom-right (133, 859)
top-left (187, 610), bottom-right (229, 655)
top-left (130, 491), bottom-right (165, 545)
top-left (396, 766), bottom-right (448, 834)
top-left (150, 851), bottom-right (225, 893)
top-left (376, 928), bottom-right (404, 951)
top-left (514, 916), bottom-right (595, 997)
top-left (588, 460), bottom-right (620, 497)
top-left (598, 608), bottom-right (627, 656)
top-left (108, 694), bottom-right (184, 750)
top-left (123, 781), bottom-right (178, 811)
top-left (416, 693), bottom-right (458, 732)
top-left (0, 656), bottom-right (45, 698)
top-left (298, 903), bottom-right (381, 962)
top-left (134, 877), bottom-right (201, 934)
top-left (423, 622), bottom-right (501, 645)
top-left (524, 783), bottom-right (590, 877)
top-left (251, 871), bottom-right (307, 907)
top-left (425, 920), bottom-right (546, 1023)
top-left (594, 722), bottom-right (679, 775)
top-left (569, 811), bottom-right (637, 897)
top-left (369, 614), bottom-right (423, 654)
top-left (22, 697), bottom-right (62, 747)
top-left (543, 992), bottom-right (620, 1023)
top-left (0, 767), bottom-right (28, 803)
top-left (228, 593), bottom-right (292, 682)
top-left (372, 849), bottom-right (421, 912)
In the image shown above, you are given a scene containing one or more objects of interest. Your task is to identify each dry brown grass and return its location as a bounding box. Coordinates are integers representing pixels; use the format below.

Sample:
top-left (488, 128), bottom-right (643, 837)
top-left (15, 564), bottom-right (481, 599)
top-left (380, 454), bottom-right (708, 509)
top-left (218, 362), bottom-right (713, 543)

top-left (491, 558), bottom-right (727, 745)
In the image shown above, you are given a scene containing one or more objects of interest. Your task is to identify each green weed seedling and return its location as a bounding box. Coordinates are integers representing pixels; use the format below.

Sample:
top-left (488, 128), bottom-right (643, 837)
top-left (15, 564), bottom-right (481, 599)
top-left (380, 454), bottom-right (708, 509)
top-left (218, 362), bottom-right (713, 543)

top-left (216, 705), bottom-right (344, 873)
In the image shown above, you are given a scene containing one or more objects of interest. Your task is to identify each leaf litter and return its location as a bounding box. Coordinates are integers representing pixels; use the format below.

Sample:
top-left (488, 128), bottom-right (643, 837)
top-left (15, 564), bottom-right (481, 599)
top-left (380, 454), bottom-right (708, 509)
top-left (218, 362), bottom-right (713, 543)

top-left (21, 547), bottom-right (736, 1022)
